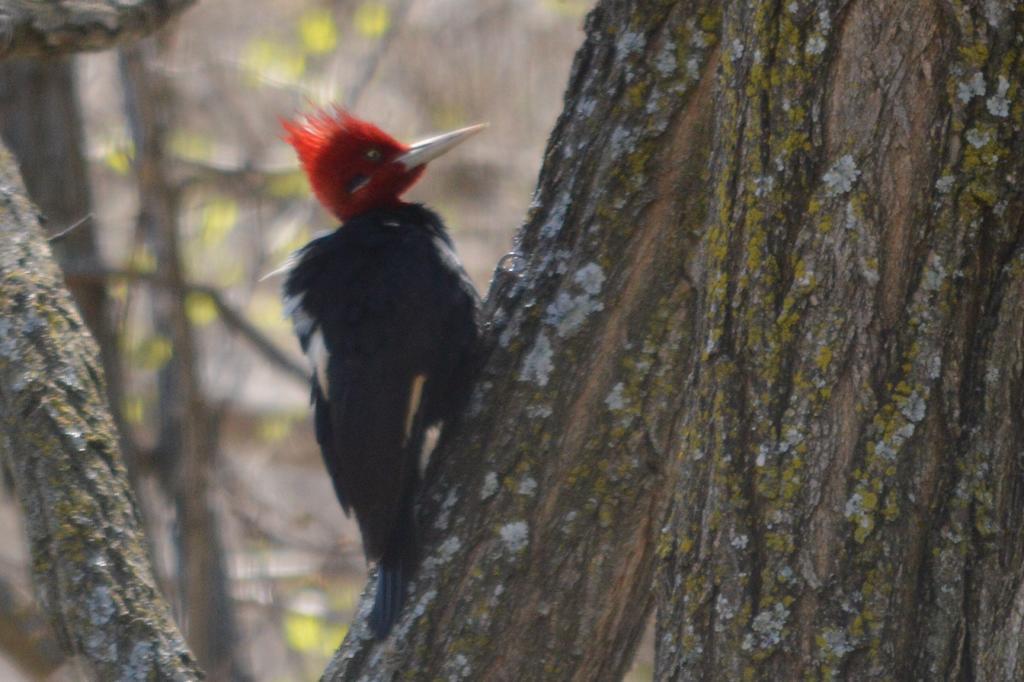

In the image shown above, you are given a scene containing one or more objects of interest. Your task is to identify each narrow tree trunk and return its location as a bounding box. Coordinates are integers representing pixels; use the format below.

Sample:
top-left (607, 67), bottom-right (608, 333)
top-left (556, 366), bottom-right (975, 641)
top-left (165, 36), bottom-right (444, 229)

top-left (120, 39), bottom-right (244, 680)
top-left (658, 1), bottom-right (1024, 680)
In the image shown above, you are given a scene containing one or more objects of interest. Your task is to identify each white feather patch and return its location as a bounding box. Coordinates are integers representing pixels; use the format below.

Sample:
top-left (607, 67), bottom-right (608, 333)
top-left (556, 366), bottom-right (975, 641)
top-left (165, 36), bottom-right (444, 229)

top-left (307, 329), bottom-right (330, 394)
top-left (284, 294), bottom-right (315, 339)
top-left (259, 255), bottom-right (298, 282)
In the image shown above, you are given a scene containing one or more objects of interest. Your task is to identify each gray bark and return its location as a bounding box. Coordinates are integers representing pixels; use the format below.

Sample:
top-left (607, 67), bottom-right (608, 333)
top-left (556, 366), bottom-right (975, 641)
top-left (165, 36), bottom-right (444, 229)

top-left (0, 53), bottom-right (134, 497)
top-left (0, 0), bottom-right (195, 58)
top-left (0, 141), bottom-right (202, 679)
top-left (658, 1), bottom-right (1024, 680)
top-left (325, 0), bottom-right (716, 679)
top-left (0, 1), bottom-right (204, 678)
top-left (325, 0), bottom-right (1024, 680)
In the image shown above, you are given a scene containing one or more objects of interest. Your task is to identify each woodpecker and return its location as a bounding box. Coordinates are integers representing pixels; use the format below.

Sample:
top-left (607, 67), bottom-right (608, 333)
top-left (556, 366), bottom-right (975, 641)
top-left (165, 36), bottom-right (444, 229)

top-left (280, 108), bottom-right (482, 638)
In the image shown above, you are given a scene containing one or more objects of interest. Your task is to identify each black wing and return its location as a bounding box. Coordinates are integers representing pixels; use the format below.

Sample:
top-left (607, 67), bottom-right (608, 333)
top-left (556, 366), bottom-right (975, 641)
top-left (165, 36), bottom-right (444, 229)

top-left (284, 205), bottom-right (479, 559)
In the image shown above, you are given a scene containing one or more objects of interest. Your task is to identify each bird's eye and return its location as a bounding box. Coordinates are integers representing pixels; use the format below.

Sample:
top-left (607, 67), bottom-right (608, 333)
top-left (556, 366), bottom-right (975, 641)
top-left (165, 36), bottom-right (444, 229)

top-left (365, 148), bottom-right (382, 161)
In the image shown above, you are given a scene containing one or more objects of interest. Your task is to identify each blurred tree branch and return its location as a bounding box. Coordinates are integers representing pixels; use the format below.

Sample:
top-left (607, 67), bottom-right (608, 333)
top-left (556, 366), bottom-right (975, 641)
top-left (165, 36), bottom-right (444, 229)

top-left (65, 264), bottom-right (310, 385)
top-left (174, 156), bottom-right (300, 196)
top-left (343, 0), bottom-right (414, 110)
top-left (0, 0), bottom-right (195, 58)
top-left (0, 140), bottom-right (203, 679)
top-left (120, 38), bottom-right (247, 680)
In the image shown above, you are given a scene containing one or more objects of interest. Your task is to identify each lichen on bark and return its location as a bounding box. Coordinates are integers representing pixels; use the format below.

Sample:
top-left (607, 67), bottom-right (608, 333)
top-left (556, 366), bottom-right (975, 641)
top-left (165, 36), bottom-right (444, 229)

top-left (658, 1), bottom-right (1024, 679)
top-left (325, 1), bottom-right (720, 679)
top-left (0, 143), bottom-right (202, 680)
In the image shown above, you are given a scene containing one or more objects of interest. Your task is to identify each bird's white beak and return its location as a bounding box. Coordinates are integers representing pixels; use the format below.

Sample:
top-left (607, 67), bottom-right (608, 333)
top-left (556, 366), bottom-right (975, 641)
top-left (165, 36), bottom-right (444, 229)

top-left (394, 123), bottom-right (487, 170)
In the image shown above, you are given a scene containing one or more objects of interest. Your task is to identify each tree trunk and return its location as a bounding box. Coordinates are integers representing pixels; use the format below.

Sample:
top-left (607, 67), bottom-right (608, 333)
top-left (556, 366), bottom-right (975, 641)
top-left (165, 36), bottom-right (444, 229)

top-left (0, 141), bottom-right (203, 679)
top-left (120, 38), bottom-right (245, 681)
top-left (0, 0), bottom-right (204, 677)
top-left (326, 0), bottom-right (1024, 680)
top-left (4, 0), bottom-right (1020, 679)
top-left (657, 1), bottom-right (1024, 680)
top-left (0, 55), bottom-right (133, 488)
top-left (325, 0), bottom-right (717, 678)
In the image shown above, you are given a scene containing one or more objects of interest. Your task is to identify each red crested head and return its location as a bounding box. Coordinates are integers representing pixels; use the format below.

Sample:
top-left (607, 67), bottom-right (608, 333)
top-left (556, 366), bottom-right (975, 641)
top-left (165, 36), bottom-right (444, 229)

top-left (283, 107), bottom-right (486, 222)
top-left (282, 108), bottom-right (417, 221)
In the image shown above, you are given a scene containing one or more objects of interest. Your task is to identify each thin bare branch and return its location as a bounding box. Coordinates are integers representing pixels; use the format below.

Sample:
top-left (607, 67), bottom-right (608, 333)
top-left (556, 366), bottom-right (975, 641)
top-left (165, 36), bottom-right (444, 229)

top-left (172, 156), bottom-right (299, 195)
top-left (343, 0), bottom-right (415, 110)
top-left (64, 264), bottom-right (310, 385)
top-left (46, 213), bottom-right (92, 242)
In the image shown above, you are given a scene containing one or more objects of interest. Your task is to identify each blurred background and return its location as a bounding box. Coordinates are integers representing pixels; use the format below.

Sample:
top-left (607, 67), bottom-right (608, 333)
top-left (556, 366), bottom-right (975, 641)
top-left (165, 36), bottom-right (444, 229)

top-left (0, 0), bottom-right (658, 679)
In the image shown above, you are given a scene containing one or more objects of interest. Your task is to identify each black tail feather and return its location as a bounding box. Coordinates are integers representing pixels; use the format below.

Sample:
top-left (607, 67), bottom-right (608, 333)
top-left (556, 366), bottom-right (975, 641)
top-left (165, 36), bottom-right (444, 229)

top-left (369, 559), bottom-right (406, 638)
top-left (367, 501), bottom-right (416, 639)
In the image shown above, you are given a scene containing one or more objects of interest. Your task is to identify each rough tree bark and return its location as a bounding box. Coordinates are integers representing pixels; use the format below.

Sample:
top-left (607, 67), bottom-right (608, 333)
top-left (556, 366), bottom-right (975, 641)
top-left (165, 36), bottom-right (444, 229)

top-left (326, 0), bottom-right (716, 678)
top-left (0, 51), bottom-right (125, 680)
top-left (0, 0), bottom-right (195, 59)
top-left (0, 142), bottom-right (202, 679)
top-left (0, 54), bottom-right (133, 490)
top-left (659, 1), bottom-right (1024, 680)
top-left (0, 0), bottom-right (202, 678)
top-left (326, 0), bottom-right (1024, 680)
top-left (3, 0), bottom-right (1020, 679)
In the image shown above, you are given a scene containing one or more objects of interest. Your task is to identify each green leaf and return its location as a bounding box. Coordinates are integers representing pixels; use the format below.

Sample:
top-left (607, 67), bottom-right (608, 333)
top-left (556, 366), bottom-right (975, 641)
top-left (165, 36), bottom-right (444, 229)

top-left (200, 197), bottom-right (239, 248)
top-left (258, 414), bottom-right (294, 443)
top-left (284, 612), bottom-right (322, 653)
top-left (319, 623), bottom-right (347, 656)
top-left (130, 246), bottom-right (157, 275)
top-left (283, 612), bottom-right (345, 656)
top-left (354, 3), bottom-right (390, 38)
top-left (109, 280), bottom-right (128, 302)
top-left (299, 8), bottom-right (339, 54)
top-left (134, 335), bottom-right (173, 370)
top-left (169, 130), bottom-right (214, 162)
top-left (185, 291), bottom-right (218, 327)
top-left (241, 39), bottom-right (306, 86)
top-left (123, 396), bottom-right (145, 425)
top-left (104, 148), bottom-right (132, 175)
top-left (267, 170), bottom-right (310, 199)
